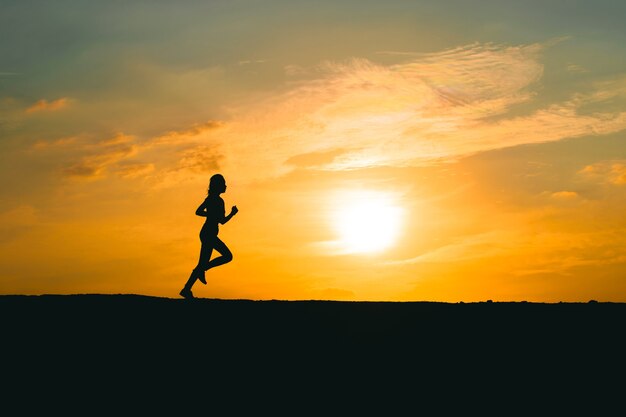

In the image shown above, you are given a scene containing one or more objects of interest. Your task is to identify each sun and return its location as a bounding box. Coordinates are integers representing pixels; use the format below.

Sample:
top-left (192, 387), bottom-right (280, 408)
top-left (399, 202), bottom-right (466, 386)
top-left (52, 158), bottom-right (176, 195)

top-left (332, 190), bottom-right (404, 254)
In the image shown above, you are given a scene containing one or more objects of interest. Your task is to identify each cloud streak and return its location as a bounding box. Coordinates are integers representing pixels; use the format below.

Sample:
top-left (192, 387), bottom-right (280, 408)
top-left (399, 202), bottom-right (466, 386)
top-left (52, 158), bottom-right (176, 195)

top-left (391, 226), bottom-right (626, 277)
top-left (580, 160), bottom-right (626, 185)
top-left (148, 121), bottom-right (224, 147)
top-left (389, 231), bottom-right (518, 265)
top-left (26, 98), bottom-right (70, 113)
top-left (30, 120), bottom-right (223, 184)
top-left (62, 133), bottom-right (137, 179)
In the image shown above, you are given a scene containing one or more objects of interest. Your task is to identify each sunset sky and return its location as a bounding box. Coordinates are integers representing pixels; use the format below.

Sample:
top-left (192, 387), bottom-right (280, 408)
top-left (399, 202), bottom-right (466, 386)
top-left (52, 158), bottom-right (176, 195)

top-left (1, 0), bottom-right (625, 301)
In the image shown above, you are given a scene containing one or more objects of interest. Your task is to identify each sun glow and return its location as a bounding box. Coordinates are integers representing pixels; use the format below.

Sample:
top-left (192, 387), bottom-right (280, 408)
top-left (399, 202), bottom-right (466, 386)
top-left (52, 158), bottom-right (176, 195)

top-left (332, 191), bottom-right (404, 254)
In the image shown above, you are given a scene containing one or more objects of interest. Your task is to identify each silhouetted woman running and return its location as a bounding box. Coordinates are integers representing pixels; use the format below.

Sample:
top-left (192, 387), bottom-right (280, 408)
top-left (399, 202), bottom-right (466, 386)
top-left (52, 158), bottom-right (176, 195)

top-left (180, 174), bottom-right (238, 299)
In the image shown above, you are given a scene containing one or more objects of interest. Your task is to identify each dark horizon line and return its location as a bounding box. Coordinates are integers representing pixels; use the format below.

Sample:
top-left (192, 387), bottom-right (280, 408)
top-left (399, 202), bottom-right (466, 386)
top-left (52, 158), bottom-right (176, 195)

top-left (0, 293), bottom-right (622, 304)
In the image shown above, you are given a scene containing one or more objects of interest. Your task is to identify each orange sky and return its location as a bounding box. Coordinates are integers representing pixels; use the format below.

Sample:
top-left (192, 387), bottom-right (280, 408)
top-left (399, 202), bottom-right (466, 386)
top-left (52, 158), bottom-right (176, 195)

top-left (1, 1), bottom-right (625, 301)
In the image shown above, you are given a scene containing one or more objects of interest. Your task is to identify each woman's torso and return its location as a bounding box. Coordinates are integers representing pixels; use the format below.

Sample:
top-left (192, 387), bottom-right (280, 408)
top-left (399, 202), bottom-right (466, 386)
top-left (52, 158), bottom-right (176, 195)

top-left (201, 194), bottom-right (225, 235)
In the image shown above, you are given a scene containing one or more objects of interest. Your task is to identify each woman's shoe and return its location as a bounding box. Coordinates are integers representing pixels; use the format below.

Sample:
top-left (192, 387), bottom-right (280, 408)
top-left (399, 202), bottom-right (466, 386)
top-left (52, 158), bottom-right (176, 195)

top-left (179, 288), bottom-right (194, 299)
top-left (196, 269), bottom-right (207, 285)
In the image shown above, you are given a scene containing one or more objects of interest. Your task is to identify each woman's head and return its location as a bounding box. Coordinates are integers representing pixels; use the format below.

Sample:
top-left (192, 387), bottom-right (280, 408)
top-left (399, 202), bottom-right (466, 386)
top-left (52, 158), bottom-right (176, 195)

top-left (208, 174), bottom-right (226, 195)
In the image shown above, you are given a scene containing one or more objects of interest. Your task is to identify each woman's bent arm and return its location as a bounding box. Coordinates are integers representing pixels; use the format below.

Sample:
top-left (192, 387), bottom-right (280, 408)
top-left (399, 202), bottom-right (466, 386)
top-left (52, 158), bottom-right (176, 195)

top-left (220, 206), bottom-right (238, 224)
top-left (195, 200), bottom-right (208, 217)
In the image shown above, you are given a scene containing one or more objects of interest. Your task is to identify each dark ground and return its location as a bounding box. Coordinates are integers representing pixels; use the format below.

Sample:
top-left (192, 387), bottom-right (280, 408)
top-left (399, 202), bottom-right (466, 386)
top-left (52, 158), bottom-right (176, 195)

top-left (2, 294), bottom-right (624, 412)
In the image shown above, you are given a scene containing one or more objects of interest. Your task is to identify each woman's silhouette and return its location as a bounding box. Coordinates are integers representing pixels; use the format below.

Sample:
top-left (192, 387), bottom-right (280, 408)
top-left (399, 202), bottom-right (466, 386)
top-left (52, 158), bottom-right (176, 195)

top-left (180, 174), bottom-right (238, 299)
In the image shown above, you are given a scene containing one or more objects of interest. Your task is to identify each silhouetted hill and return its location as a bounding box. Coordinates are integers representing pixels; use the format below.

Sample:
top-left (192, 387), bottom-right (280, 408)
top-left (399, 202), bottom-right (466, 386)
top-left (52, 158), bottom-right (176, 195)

top-left (2, 294), bottom-right (624, 411)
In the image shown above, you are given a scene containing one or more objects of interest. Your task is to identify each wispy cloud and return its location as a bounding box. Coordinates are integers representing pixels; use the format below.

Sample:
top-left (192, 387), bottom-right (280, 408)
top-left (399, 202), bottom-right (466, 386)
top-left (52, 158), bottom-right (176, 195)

top-left (115, 163), bottom-right (155, 179)
top-left (176, 146), bottom-right (221, 173)
top-left (550, 191), bottom-right (579, 200)
top-left (147, 120), bottom-right (224, 147)
top-left (566, 63), bottom-right (588, 74)
top-left (391, 225), bottom-right (626, 278)
top-left (238, 59), bottom-right (266, 65)
top-left (26, 97), bottom-right (70, 113)
top-left (137, 122), bottom-right (224, 187)
top-left (579, 160), bottom-right (626, 185)
top-left (284, 64), bottom-right (308, 76)
top-left (62, 133), bottom-right (137, 179)
top-left (33, 121), bottom-right (223, 183)
top-left (32, 136), bottom-right (79, 149)
top-left (390, 231), bottom-right (518, 264)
